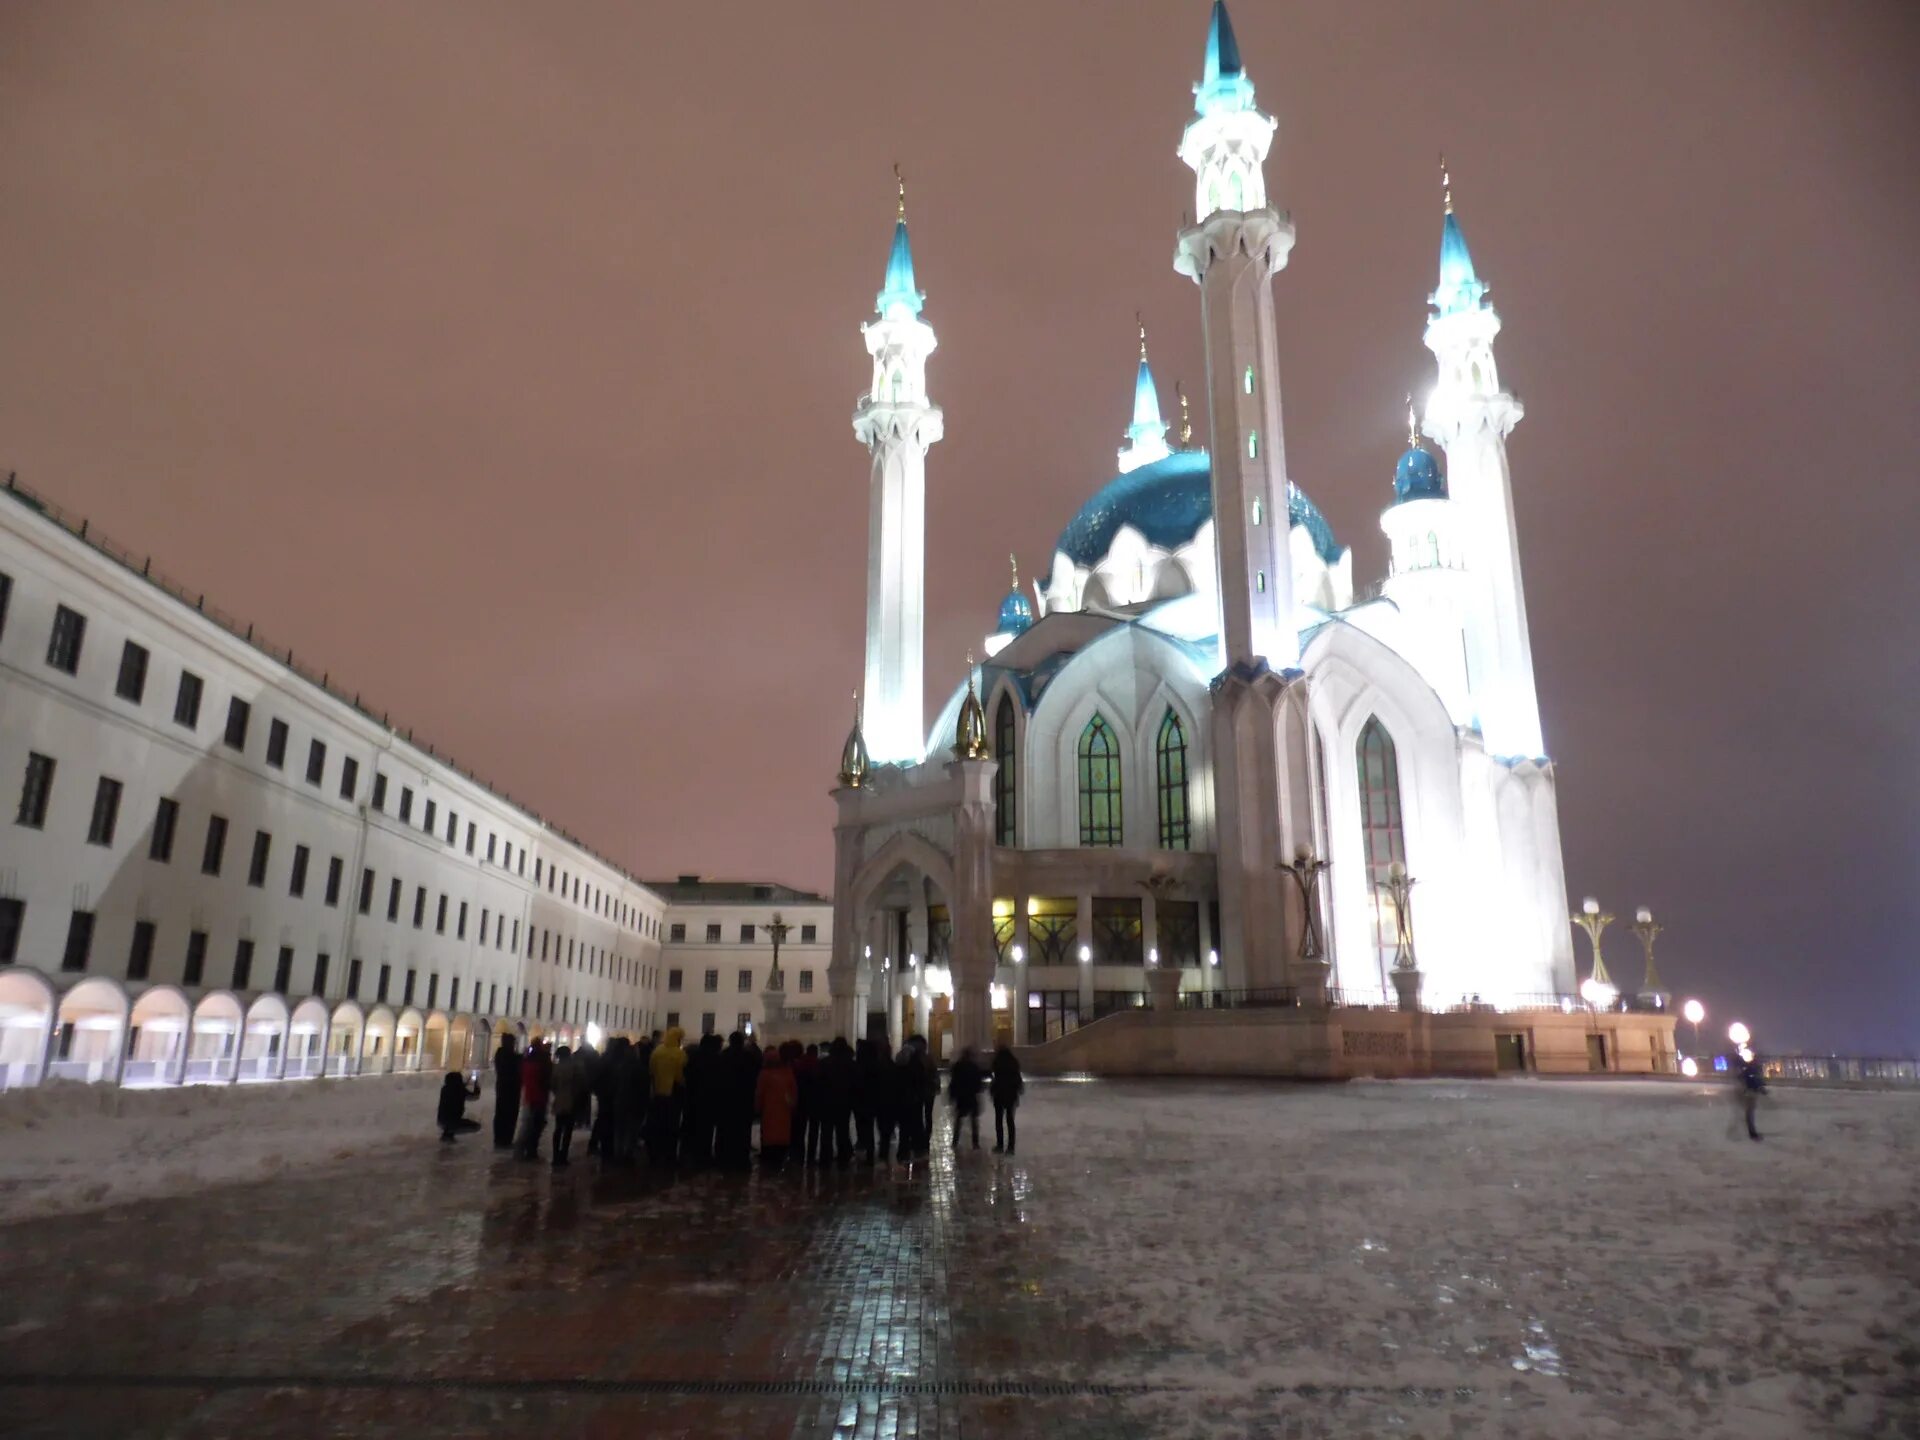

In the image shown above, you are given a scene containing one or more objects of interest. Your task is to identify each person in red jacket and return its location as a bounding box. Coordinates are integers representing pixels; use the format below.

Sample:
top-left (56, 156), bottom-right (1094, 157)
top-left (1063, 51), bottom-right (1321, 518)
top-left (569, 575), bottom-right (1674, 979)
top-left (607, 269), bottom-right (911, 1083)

top-left (514, 1041), bottom-right (553, 1162)
top-left (755, 1043), bottom-right (799, 1171)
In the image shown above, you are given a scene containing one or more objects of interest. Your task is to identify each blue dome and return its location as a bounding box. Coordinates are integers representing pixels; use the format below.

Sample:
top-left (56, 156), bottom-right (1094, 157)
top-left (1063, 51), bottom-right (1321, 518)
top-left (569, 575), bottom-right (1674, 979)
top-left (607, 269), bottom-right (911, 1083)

top-left (1392, 443), bottom-right (1446, 503)
top-left (996, 587), bottom-right (1035, 636)
top-left (1054, 450), bottom-right (1343, 569)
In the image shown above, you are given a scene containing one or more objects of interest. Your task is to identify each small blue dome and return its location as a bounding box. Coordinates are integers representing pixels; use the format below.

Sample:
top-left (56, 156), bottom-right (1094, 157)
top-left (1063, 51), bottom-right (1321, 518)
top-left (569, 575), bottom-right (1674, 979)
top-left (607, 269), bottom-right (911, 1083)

top-left (996, 588), bottom-right (1035, 636)
top-left (1392, 443), bottom-right (1446, 503)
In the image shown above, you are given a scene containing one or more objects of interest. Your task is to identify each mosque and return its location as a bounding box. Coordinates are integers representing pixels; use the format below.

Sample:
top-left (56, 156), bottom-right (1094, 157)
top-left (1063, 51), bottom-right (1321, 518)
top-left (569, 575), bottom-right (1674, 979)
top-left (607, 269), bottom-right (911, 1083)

top-left (822, 1), bottom-right (1610, 1066)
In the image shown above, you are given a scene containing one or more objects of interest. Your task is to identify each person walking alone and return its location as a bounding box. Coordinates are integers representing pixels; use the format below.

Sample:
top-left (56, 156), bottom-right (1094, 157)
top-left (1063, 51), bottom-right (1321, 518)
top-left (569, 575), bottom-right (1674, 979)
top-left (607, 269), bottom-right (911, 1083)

top-left (491, 1034), bottom-right (522, 1149)
top-left (1735, 1046), bottom-right (1768, 1141)
top-left (990, 1041), bottom-right (1024, 1155)
top-left (948, 1047), bottom-right (985, 1151)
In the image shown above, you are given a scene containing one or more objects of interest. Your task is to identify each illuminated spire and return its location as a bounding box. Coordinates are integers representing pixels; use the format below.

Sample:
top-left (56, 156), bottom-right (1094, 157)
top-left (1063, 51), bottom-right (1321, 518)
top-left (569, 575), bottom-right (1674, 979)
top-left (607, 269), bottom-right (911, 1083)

top-left (1196, 1), bottom-right (1254, 114)
top-left (953, 653), bottom-right (989, 760)
top-left (1407, 393), bottom-right (1419, 447)
top-left (1433, 155), bottom-right (1487, 317)
top-left (838, 690), bottom-right (871, 788)
top-left (877, 165), bottom-right (924, 317)
top-left (1118, 315), bottom-right (1172, 473)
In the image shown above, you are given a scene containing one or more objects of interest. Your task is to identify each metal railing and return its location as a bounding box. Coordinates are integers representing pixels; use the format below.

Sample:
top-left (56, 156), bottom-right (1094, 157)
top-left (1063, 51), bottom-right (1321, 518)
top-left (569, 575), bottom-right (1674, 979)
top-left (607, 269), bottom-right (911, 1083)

top-left (1178, 987), bottom-right (1303, 1010)
top-left (1757, 1056), bottom-right (1920, 1087)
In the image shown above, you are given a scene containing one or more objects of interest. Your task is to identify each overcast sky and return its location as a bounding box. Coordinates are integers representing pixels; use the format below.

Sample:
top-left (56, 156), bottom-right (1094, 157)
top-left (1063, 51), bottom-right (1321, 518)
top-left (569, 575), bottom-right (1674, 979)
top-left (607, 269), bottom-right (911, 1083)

top-left (1, 1), bottom-right (1915, 1052)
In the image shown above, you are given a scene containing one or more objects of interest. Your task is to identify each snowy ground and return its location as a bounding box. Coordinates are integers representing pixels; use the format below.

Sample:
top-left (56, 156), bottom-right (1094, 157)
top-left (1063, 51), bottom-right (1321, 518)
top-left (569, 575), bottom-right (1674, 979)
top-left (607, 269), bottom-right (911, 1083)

top-left (0, 1072), bottom-right (440, 1223)
top-left (0, 1076), bottom-right (1913, 1438)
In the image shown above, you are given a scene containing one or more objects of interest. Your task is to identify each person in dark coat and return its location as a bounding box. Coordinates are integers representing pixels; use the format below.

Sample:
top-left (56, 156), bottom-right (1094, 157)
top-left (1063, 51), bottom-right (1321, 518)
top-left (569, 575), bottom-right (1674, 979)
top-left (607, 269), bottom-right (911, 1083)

top-left (491, 1034), bottom-right (522, 1148)
top-left (821, 1037), bottom-right (857, 1166)
top-left (590, 1037), bottom-right (626, 1159)
top-left (614, 1038), bottom-right (650, 1164)
top-left (895, 1041), bottom-right (927, 1159)
top-left (914, 1035), bottom-right (939, 1148)
top-left (549, 1045), bottom-right (583, 1168)
top-left (438, 1071), bottom-right (482, 1141)
top-left (947, 1047), bottom-right (985, 1150)
top-left (989, 1041), bottom-right (1024, 1155)
top-left (715, 1031), bottom-right (756, 1171)
top-left (1736, 1048), bottom-right (1768, 1141)
top-left (852, 1039), bottom-right (881, 1164)
top-left (794, 1043), bottom-right (822, 1165)
top-left (683, 1033), bottom-right (722, 1165)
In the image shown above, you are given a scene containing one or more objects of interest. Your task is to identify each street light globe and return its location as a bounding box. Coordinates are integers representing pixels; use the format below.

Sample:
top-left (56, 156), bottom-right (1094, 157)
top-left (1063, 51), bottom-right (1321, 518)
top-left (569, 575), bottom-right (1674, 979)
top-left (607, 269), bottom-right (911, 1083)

top-left (1582, 896), bottom-right (1600, 916)
top-left (1078, 944), bottom-right (1092, 964)
top-left (1208, 949), bottom-right (1220, 968)
top-left (1737, 1044), bottom-right (1754, 1064)
top-left (1682, 998), bottom-right (1705, 1026)
top-left (1727, 1020), bottom-right (1751, 1047)
top-left (1680, 1057), bottom-right (1699, 1078)
top-left (1635, 906), bottom-right (1653, 924)
top-left (1580, 976), bottom-right (1617, 1008)
top-left (1010, 944), bottom-right (1025, 963)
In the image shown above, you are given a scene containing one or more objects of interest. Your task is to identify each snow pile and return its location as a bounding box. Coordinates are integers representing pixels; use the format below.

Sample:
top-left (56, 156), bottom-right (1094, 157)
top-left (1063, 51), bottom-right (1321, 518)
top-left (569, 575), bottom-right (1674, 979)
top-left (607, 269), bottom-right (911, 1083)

top-left (0, 1073), bottom-right (449, 1224)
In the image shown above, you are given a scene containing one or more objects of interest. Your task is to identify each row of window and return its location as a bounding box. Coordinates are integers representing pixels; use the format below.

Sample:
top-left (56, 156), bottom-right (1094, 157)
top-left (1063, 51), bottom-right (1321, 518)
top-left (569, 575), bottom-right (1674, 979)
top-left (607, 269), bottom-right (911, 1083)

top-left (988, 702), bottom-right (1194, 851)
top-left (661, 967), bottom-right (816, 994)
top-left (662, 921), bottom-right (821, 945)
top-left (664, 1012), bottom-right (760, 1039)
top-left (3, 567), bottom-right (658, 940)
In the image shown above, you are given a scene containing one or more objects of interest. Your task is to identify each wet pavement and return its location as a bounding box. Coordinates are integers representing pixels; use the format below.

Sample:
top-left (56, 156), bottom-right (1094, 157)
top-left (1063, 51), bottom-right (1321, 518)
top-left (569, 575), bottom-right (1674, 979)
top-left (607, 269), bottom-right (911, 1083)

top-left (2, 1078), bottom-right (1916, 1438)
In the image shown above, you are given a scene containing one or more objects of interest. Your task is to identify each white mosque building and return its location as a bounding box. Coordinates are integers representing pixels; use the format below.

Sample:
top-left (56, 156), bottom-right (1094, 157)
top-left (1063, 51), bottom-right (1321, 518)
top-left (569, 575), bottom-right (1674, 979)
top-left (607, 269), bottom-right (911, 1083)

top-left (823, 2), bottom-right (1645, 1070)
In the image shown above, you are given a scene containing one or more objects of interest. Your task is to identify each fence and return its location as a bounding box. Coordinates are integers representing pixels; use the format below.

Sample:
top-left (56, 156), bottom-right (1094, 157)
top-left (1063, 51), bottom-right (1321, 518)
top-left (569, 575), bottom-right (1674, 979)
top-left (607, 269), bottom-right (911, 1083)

top-left (1756, 1056), bottom-right (1920, 1088)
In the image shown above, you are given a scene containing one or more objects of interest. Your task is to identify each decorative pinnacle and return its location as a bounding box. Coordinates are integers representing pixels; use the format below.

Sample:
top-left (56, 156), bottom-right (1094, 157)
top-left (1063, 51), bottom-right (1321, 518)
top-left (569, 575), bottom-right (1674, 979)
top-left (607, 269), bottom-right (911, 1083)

top-left (1406, 393), bottom-right (1419, 447)
top-left (1009, 553), bottom-right (1019, 590)
top-left (1137, 311), bottom-right (1148, 362)
top-left (1177, 383), bottom-right (1193, 448)
top-left (1440, 153), bottom-right (1452, 215)
top-left (895, 163), bottom-right (906, 220)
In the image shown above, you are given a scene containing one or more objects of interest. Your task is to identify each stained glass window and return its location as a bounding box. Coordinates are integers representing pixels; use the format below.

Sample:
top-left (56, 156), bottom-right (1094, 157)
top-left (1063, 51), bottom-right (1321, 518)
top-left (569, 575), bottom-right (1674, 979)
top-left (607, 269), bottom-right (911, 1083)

top-left (993, 693), bottom-right (1017, 846)
top-left (1356, 716), bottom-right (1408, 984)
top-left (1077, 714), bottom-right (1122, 847)
top-left (1156, 708), bottom-right (1190, 850)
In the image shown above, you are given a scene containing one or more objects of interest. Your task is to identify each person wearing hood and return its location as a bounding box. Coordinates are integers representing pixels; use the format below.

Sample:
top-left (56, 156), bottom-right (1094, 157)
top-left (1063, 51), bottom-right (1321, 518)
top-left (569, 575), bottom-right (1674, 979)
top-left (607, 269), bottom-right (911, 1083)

top-left (756, 1042), bottom-right (799, 1170)
top-left (947, 1046), bottom-right (985, 1151)
top-left (647, 1027), bottom-right (687, 1164)
top-left (549, 1045), bottom-right (582, 1168)
top-left (438, 1071), bottom-right (482, 1142)
top-left (990, 1041), bottom-right (1024, 1155)
top-left (491, 1034), bottom-right (522, 1149)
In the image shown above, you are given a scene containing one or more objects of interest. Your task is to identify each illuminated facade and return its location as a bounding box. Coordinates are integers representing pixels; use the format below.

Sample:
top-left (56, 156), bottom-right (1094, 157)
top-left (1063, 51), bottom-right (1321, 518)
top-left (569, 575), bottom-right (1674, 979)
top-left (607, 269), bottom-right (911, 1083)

top-left (829, 2), bottom-right (1579, 1060)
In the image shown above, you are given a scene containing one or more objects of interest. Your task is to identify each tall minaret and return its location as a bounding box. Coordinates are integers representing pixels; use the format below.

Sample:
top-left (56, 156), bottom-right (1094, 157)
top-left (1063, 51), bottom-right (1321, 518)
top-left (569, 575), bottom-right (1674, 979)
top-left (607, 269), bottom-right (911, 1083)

top-left (1172, 3), bottom-right (1317, 999)
top-left (1174, 0), bottom-right (1297, 668)
top-left (854, 170), bottom-right (943, 764)
top-left (1117, 318), bottom-right (1173, 474)
top-left (1421, 161), bottom-right (1543, 758)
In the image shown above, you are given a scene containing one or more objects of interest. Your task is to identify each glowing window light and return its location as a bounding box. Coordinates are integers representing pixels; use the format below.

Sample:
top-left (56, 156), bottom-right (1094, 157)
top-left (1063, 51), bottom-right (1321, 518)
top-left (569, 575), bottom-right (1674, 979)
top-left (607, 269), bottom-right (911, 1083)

top-left (1208, 949), bottom-right (1219, 968)
top-left (1251, 498), bottom-right (1263, 526)
top-left (1680, 1057), bottom-right (1699, 1078)
top-left (1243, 365), bottom-right (1255, 395)
top-left (1247, 430), bottom-right (1259, 460)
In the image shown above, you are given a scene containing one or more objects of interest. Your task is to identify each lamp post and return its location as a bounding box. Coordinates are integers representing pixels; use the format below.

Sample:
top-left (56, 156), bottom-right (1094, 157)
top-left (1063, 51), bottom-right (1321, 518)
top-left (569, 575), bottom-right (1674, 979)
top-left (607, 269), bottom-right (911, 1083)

top-left (1571, 897), bottom-right (1614, 995)
top-left (1379, 861), bottom-right (1421, 1013)
top-left (1681, 997), bottom-right (1705, 1056)
top-left (765, 912), bottom-right (791, 990)
top-left (760, 912), bottom-right (792, 1036)
top-left (1279, 845), bottom-right (1333, 1006)
top-left (1631, 906), bottom-right (1666, 1008)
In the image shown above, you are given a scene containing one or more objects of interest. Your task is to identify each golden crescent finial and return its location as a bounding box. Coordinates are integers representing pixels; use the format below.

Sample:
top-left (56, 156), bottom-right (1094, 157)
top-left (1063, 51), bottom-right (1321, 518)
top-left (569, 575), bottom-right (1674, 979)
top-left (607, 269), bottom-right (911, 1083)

top-left (1440, 153), bottom-right (1452, 215)
top-left (894, 163), bottom-right (906, 220)
top-left (1009, 552), bottom-right (1019, 589)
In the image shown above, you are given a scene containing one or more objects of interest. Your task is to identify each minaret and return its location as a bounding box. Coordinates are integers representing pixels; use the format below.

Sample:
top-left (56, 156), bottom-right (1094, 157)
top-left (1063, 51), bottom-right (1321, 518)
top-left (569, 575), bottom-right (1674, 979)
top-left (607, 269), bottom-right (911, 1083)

top-left (1421, 160), bottom-right (1543, 758)
top-left (1174, 0), bottom-right (1297, 668)
top-left (854, 169), bottom-right (944, 764)
top-left (1117, 318), bottom-right (1173, 474)
top-left (1172, 2), bottom-right (1317, 998)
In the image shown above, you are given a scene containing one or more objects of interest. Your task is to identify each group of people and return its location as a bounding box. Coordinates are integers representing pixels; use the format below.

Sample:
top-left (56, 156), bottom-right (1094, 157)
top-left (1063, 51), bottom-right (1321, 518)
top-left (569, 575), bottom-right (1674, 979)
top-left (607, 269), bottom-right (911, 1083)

top-left (437, 1027), bottom-right (1026, 1171)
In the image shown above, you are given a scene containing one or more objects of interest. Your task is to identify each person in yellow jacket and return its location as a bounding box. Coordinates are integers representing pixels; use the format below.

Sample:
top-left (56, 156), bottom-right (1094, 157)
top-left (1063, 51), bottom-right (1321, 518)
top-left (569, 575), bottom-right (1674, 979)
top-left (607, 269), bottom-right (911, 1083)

top-left (647, 1026), bottom-right (686, 1164)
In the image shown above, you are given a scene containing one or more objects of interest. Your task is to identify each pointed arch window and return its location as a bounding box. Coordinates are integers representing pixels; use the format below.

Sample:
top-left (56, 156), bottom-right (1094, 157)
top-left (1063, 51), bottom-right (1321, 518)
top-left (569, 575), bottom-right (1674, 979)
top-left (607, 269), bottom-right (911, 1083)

top-left (993, 693), bottom-right (1017, 846)
top-left (1356, 716), bottom-right (1409, 988)
top-left (1077, 714), bottom-right (1122, 847)
top-left (1156, 708), bottom-right (1191, 851)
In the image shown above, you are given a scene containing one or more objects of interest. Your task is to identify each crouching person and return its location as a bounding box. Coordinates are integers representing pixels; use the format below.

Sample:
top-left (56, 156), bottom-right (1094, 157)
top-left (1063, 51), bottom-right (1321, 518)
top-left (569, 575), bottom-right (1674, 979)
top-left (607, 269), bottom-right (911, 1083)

top-left (438, 1071), bottom-right (482, 1142)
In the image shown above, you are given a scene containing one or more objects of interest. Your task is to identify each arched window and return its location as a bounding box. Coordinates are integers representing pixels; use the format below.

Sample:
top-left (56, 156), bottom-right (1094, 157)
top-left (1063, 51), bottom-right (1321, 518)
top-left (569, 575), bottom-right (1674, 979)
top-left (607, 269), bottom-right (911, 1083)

top-left (1077, 714), bottom-right (1122, 847)
top-left (1356, 716), bottom-right (1409, 987)
top-left (993, 693), bottom-right (1017, 846)
top-left (1247, 430), bottom-right (1259, 459)
top-left (1156, 708), bottom-right (1190, 851)
top-left (1243, 364), bottom-right (1255, 395)
top-left (1227, 169), bottom-right (1245, 211)
top-left (889, 367), bottom-right (907, 401)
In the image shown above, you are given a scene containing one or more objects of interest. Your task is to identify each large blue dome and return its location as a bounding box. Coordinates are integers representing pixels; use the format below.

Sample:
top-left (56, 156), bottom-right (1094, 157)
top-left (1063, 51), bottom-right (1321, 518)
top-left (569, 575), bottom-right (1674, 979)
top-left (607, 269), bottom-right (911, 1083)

top-left (1392, 443), bottom-right (1446, 503)
top-left (1054, 450), bottom-right (1343, 568)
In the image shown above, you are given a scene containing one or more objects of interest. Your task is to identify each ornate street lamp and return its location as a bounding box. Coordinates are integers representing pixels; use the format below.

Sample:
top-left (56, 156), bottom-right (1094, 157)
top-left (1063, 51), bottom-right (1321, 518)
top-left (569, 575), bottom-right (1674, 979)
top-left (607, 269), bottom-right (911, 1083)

top-left (1631, 906), bottom-right (1666, 1007)
top-left (1681, 997), bottom-right (1705, 1055)
top-left (1381, 862), bottom-right (1417, 972)
top-left (1278, 846), bottom-right (1331, 961)
top-left (1571, 897), bottom-right (1615, 992)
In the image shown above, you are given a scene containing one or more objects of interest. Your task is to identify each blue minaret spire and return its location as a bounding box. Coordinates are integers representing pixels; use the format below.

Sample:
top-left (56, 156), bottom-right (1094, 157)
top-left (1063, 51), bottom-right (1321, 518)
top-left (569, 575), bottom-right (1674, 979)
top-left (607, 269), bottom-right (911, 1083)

top-left (1197, 1), bottom-right (1255, 114)
top-left (1118, 316), bottom-right (1172, 473)
top-left (1432, 156), bottom-right (1487, 317)
top-left (877, 164), bottom-right (924, 317)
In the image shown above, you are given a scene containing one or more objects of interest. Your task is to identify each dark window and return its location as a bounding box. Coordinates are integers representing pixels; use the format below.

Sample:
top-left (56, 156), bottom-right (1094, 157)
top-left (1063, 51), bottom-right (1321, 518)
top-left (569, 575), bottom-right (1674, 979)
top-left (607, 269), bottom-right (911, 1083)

top-left (183, 929), bottom-right (208, 986)
top-left (224, 696), bottom-right (251, 751)
top-left (306, 738), bottom-right (327, 785)
top-left (456, 901), bottom-right (467, 939)
top-left (289, 844), bottom-right (310, 897)
top-left (247, 829), bottom-right (271, 887)
top-left (231, 938), bottom-right (254, 990)
top-left (273, 945), bottom-right (294, 993)
top-left (412, 885), bottom-right (426, 928)
top-left (447, 977), bottom-right (458, 1010)
top-left (340, 756), bottom-right (358, 801)
top-left (668, 968), bottom-right (683, 991)
top-left (398, 787), bottom-right (413, 822)
top-left (740, 923), bottom-right (756, 943)
top-left (150, 797), bottom-right (178, 861)
top-left (435, 894), bottom-right (447, 934)
top-left (480, 906), bottom-right (490, 943)
top-left (1092, 897), bottom-right (1144, 965)
top-left (359, 868), bottom-right (374, 914)
top-left (465, 821), bottom-right (475, 855)
top-left (798, 971), bottom-right (814, 993)
top-left (1077, 713), bottom-right (1123, 846)
top-left (16, 752), bottom-right (54, 828)
top-left (703, 969), bottom-right (718, 992)
top-left (46, 605), bottom-right (86, 674)
top-left (265, 718), bottom-right (289, 769)
top-left (403, 969), bottom-right (416, 1005)
top-left (445, 810), bottom-right (457, 844)
top-left (486, 833), bottom-right (496, 863)
top-left (174, 671), bottom-right (203, 728)
top-left (376, 964), bottom-right (391, 1002)
top-left (0, 899), bottom-right (20, 964)
top-left (801, 923), bottom-right (817, 943)
top-left (423, 799), bottom-right (436, 833)
top-left (994, 692), bottom-right (1017, 844)
top-left (61, 909), bottom-right (94, 971)
top-left (535, 858), bottom-right (543, 884)
top-left (87, 776), bottom-right (123, 846)
top-left (1026, 988), bottom-right (1082, 1044)
top-left (511, 918), bottom-right (519, 950)
top-left (705, 923), bottom-right (721, 943)
top-left (127, 920), bottom-right (156, 980)
top-left (737, 968), bottom-right (752, 992)
top-left (517, 850), bottom-right (525, 878)
top-left (1357, 716), bottom-right (1409, 984)
top-left (201, 815), bottom-right (228, 875)
top-left (0, 571), bottom-right (10, 641)
top-left (427, 973), bottom-right (439, 1009)
top-left (313, 953), bottom-right (330, 995)
top-left (116, 641), bottom-right (150, 703)
top-left (371, 772), bottom-right (388, 810)
top-left (670, 923), bottom-right (686, 942)
top-left (347, 958), bottom-right (362, 999)
top-left (1159, 900), bottom-right (1201, 967)
top-left (1156, 708), bottom-right (1191, 850)
top-left (386, 878), bottom-right (401, 921)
